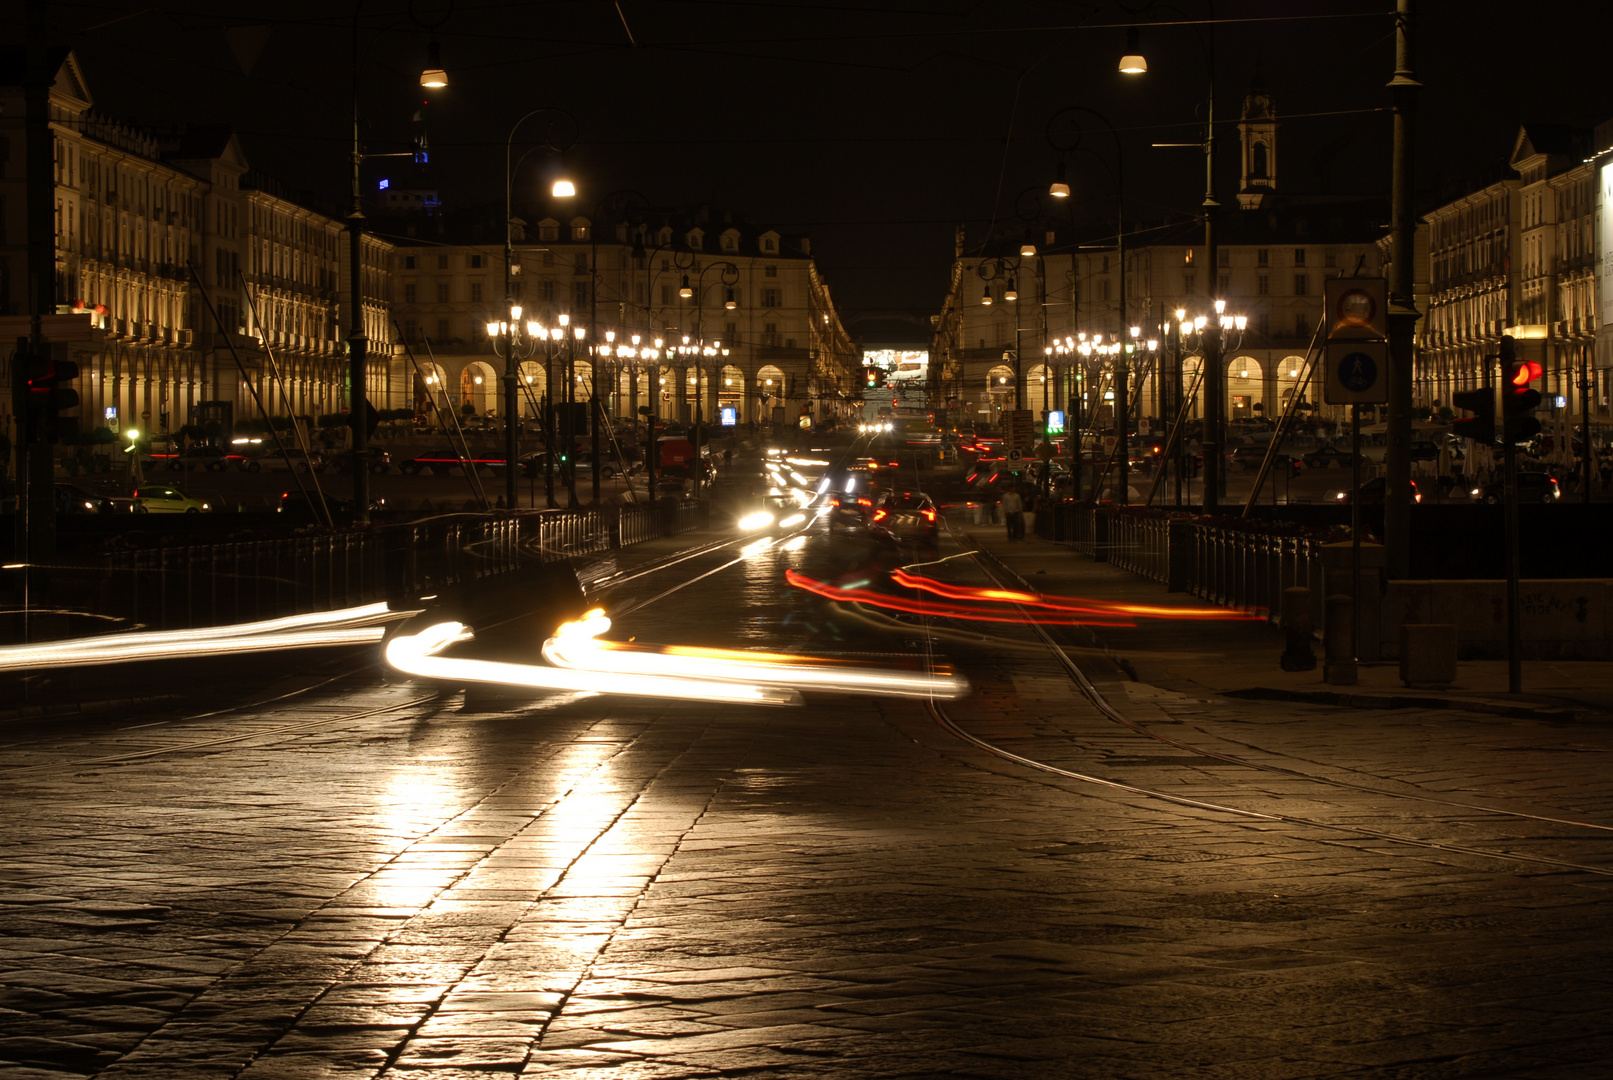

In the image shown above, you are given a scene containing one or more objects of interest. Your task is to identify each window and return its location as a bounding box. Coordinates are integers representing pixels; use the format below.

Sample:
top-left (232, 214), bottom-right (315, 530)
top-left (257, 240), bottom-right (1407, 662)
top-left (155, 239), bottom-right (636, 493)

top-left (1325, 249), bottom-right (1337, 268)
top-left (661, 284), bottom-right (672, 305)
top-left (1218, 273), bottom-right (1230, 294)
top-left (1100, 279), bottom-right (1111, 301)
top-left (437, 254), bottom-right (448, 269)
top-left (762, 322), bottom-right (779, 346)
top-left (1294, 274), bottom-right (1308, 296)
top-left (436, 318), bottom-right (450, 341)
top-left (573, 281), bottom-right (588, 307)
top-left (1183, 248), bottom-right (1194, 265)
top-left (403, 283), bottom-right (417, 304)
top-left (1257, 248), bottom-right (1269, 267)
top-left (436, 281), bottom-right (450, 303)
top-left (404, 255), bottom-right (416, 270)
top-left (762, 288), bottom-right (780, 307)
top-left (1293, 248), bottom-right (1306, 266)
top-left (725, 321), bottom-right (737, 340)
top-left (574, 253), bottom-right (588, 275)
top-left (762, 237), bottom-right (776, 252)
top-left (1257, 275), bottom-right (1269, 296)
top-left (541, 280), bottom-right (556, 301)
top-left (1295, 312), bottom-right (1310, 336)
top-left (469, 254), bottom-right (483, 269)
top-left (1218, 250), bottom-right (1230, 268)
top-left (764, 264), bottom-right (778, 278)
top-left (1257, 313), bottom-right (1270, 336)
top-left (1182, 272), bottom-right (1195, 294)
top-left (542, 251), bottom-right (554, 268)
top-left (469, 282), bottom-right (483, 303)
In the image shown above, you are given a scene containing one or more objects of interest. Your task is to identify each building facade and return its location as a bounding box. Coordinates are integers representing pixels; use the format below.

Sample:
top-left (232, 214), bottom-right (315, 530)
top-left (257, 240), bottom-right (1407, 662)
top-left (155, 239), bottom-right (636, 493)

top-left (386, 210), bottom-right (859, 431)
top-left (0, 52), bottom-right (393, 448)
top-left (934, 84), bottom-right (1384, 433)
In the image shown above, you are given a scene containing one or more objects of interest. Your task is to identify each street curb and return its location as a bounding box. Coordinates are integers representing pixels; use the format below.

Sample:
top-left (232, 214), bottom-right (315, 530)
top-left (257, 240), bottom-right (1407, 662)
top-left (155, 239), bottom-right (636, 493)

top-left (0, 693), bottom-right (183, 725)
top-left (1222, 685), bottom-right (1594, 722)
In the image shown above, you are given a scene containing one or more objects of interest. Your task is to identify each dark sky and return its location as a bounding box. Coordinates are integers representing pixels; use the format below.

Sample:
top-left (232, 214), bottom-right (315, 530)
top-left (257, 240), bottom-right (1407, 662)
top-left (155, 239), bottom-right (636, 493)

top-left (23, 0), bottom-right (1613, 341)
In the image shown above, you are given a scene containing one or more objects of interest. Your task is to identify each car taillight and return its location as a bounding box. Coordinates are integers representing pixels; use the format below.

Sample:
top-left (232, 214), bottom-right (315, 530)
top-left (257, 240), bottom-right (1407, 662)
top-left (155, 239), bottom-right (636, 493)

top-left (858, 497), bottom-right (871, 507)
top-left (922, 509), bottom-right (936, 522)
top-left (830, 496), bottom-right (841, 507)
top-left (873, 509), bottom-right (888, 522)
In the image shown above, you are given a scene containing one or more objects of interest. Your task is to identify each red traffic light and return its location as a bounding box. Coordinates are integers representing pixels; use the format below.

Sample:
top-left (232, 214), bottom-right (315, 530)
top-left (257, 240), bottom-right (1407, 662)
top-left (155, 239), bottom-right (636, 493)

top-left (1508, 360), bottom-right (1543, 388)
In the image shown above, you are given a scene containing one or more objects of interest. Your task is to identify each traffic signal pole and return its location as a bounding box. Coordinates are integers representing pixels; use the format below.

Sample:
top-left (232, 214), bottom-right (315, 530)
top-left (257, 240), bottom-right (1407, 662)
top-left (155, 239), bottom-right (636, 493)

top-left (1384, 0), bottom-right (1421, 580)
top-left (1503, 401), bottom-right (1521, 694)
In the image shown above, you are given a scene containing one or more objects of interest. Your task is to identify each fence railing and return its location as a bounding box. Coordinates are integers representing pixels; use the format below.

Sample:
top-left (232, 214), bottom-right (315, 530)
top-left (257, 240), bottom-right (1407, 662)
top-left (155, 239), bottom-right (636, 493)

top-left (1041, 501), bottom-right (1326, 628)
top-left (44, 499), bottom-right (707, 634)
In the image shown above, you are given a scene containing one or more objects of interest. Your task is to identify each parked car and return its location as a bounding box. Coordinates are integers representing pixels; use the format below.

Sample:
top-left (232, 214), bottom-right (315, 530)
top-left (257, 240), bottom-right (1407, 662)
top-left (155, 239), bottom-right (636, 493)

top-left (1303, 444), bottom-right (1363, 470)
top-left (131, 485), bottom-right (211, 513)
top-left (870, 492), bottom-right (940, 545)
top-left (327, 448), bottom-right (392, 474)
top-left (277, 491), bottom-right (388, 519)
top-left (245, 447), bottom-right (326, 473)
top-left (1333, 476), bottom-right (1421, 505)
top-left (1471, 472), bottom-right (1560, 504)
top-left (399, 448), bottom-right (507, 475)
top-left (519, 450), bottom-right (630, 480)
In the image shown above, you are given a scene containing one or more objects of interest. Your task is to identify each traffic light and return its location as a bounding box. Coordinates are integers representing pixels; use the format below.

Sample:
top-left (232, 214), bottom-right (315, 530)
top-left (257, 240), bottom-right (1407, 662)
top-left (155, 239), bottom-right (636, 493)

top-left (1500, 337), bottom-right (1543, 444)
top-left (1450, 386), bottom-right (1495, 445)
top-left (21, 343), bottom-right (79, 445)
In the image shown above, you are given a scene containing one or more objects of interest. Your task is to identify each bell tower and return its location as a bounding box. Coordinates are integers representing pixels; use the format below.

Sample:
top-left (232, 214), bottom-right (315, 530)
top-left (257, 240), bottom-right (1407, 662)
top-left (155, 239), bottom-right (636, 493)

top-left (1238, 72), bottom-right (1276, 210)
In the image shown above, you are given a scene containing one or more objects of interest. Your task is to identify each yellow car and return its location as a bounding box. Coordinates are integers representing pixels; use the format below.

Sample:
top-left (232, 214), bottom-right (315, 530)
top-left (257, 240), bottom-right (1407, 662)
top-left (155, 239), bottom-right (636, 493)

top-left (132, 485), bottom-right (212, 514)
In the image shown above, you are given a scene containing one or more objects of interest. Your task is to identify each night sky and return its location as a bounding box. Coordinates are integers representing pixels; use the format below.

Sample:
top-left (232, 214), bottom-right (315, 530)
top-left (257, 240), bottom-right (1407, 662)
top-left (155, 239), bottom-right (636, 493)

top-left (25, 0), bottom-right (1613, 341)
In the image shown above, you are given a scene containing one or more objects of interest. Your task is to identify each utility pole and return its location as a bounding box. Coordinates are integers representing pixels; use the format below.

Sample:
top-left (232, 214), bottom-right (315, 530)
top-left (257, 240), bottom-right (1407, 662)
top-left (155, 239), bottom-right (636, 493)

top-left (22, 0), bottom-right (58, 569)
top-left (1199, 23), bottom-right (1222, 514)
top-left (346, 13), bottom-right (372, 524)
top-left (1384, 0), bottom-right (1421, 577)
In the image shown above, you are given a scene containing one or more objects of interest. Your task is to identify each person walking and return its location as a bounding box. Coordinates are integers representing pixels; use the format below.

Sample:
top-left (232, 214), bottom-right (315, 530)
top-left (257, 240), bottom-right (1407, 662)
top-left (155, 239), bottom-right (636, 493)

top-left (1000, 484), bottom-right (1025, 541)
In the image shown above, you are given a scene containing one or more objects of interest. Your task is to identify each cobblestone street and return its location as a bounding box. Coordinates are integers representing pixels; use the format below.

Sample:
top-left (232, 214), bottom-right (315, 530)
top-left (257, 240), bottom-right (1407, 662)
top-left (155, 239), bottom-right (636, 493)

top-left (4, 521), bottom-right (1613, 1078)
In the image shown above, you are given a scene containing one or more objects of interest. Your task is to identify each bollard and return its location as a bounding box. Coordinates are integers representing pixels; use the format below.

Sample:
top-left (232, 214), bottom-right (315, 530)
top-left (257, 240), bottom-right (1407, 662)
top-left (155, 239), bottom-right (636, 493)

top-left (1323, 593), bottom-right (1357, 685)
top-left (1279, 586), bottom-right (1316, 671)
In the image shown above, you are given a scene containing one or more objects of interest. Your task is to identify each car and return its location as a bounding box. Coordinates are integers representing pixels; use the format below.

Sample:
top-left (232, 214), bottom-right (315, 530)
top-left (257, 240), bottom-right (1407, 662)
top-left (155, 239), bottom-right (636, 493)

top-left (1231, 446), bottom-right (1302, 474)
top-left (520, 451), bottom-right (629, 480)
top-left (131, 485), bottom-right (211, 513)
top-left (871, 492), bottom-right (940, 544)
top-left (399, 448), bottom-right (507, 475)
top-left (326, 448), bottom-right (392, 474)
top-left (149, 445), bottom-right (243, 472)
top-left (1409, 439), bottom-right (1441, 462)
top-left (1470, 472), bottom-right (1560, 504)
top-left (56, 482), bottom-right (115, 514)
top-left (277, 490), bottom-right (388, 519)
top-left (827, 489), bottom-right (877, 532)
top-left (244, 447), bottom-right (326, 473)
top-left (1303, 444), bottom-right (1362, 470)
top-left (1333, 476), bottom-right (1421, 505)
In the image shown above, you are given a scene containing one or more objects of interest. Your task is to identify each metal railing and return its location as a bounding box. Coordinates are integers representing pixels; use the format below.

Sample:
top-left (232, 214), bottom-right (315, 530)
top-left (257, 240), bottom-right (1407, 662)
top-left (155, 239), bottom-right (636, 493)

top-left (1044, 502), bottom-right (1326, 629)
top-left (45, 501), bottom-right (707, 633)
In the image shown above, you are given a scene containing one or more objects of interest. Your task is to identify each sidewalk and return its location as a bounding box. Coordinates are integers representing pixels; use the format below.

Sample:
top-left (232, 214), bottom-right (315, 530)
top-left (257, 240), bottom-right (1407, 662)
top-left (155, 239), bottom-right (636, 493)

top-left (948, 513), bottom-right (1613, 721)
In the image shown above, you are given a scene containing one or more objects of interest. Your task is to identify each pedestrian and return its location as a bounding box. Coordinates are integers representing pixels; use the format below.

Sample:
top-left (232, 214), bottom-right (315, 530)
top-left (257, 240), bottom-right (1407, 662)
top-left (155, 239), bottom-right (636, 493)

top-left (1600, 455), bottom-right (1612, 494)
top-left (1000, 484), bottom-right (1025, 541)
top-left (984, 483), bottom-right (1001, 526)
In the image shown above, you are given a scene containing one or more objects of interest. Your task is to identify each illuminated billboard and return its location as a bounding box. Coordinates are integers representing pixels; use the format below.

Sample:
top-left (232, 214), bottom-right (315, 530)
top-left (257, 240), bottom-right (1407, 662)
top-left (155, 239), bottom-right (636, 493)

top-left (862, 349), bottom-right (928, 383)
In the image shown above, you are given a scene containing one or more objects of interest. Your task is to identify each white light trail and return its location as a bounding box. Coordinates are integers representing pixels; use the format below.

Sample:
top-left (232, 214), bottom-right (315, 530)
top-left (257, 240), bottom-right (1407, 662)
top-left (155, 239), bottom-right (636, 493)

top-left (738, 511), bottom-right (775, 530)
top-left (384, 619), bottom-right (799, 706)
top-left (0, 603), bottom-right (399, 671)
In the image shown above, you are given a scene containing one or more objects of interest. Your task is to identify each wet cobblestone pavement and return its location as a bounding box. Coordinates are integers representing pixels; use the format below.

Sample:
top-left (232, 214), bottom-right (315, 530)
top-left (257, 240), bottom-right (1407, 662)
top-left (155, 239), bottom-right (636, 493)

top-left (4, 519), bottom-right (1613, 1078)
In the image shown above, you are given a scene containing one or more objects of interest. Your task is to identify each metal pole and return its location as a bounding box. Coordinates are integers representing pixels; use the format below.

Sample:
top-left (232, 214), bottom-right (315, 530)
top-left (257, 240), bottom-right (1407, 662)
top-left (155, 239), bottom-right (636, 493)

top-left (347, 7), bottom-right (370, 523)
top-left (1384, 0), bottom-right (1421, 577)
top-left (1503, 345), bottom-right (1522, 693)
top-left (502, 138), bottom-right (519, 509)
top-left (1200, 13), bottom-right (1222, 514)
top-left (1116, 163), bottom-right (1129, 505)
top-left (1351, 403), bottom-right (1362, 663)
top-left (1582, 344), bottom-right (1593, 505)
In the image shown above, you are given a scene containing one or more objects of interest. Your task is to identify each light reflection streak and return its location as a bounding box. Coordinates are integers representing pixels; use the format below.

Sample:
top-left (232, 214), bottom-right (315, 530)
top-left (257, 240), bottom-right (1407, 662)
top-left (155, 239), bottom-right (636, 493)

top-left (782, 536), bottom-right (807, 551)
top-left (0, 603), bottom-right (399, 671)
top-left (541, 612), bottom-right (967, 699)
top-left (385, 621), bottom-right (800, 706)
top-left (787, 570), bottom-right (1266, 626)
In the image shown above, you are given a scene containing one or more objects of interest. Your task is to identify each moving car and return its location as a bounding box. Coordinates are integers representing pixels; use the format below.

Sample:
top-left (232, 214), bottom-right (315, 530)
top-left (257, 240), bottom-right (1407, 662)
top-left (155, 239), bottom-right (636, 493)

top-left (1471, 472), bottom-right (1560, 504)
top-left (870, 492), bottom-right (940, 545)
top-left (1333, 476), bottom-right (1421, 505)
top-left (131, 485), bottom-right (211, 513)
top-left (1231, 446), bottom-right (1302, 474)
top-left (327, 448), bottom-right (392, 474)
top-left (56, 482), bottom-right (115, 514)
top-left (148, 445), bottom-right (244, 472)
top-left (827, 488), bottom-right (877, 532)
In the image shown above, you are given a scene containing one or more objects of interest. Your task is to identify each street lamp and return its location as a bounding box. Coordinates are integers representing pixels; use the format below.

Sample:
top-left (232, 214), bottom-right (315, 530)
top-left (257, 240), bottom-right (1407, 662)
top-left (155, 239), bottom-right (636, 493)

top-left (1130, 10), bottom-right (1223, 509)
top-left (1048, 104), bottom-right (1127, 499)
top-left (502, 107), bottom-right (578, 508)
